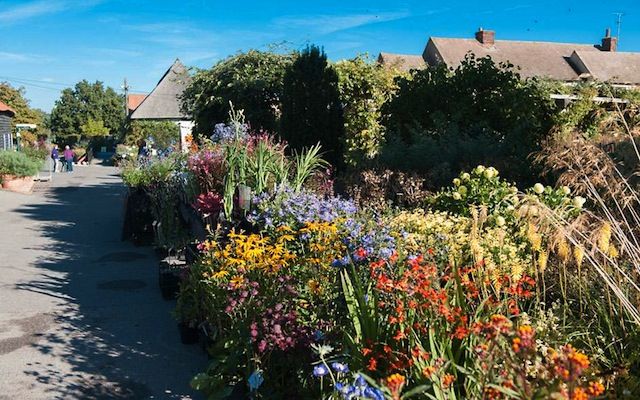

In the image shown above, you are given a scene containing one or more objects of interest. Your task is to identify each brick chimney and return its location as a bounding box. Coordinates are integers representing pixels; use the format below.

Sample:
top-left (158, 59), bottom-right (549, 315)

top-left (601, 28), bottom-right (617, 52)
top-left (475, 27), bottom-right (495, 45)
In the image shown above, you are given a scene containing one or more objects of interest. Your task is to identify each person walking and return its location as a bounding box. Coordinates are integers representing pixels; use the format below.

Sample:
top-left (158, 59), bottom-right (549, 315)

top-left (63, 145), bottom-right (74, 173)
top-left (51, 144), bottom-right (59, 173)
top-left (137, 140), bottom-right (149, 161)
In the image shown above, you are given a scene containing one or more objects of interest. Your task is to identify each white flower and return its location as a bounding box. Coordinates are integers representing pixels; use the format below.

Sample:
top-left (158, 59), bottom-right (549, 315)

top-left (496, 216), bottom-right (506, 226)
top-left (573, 196), bottom-right (586, 209)
top-left (475, 165), bottom-right (486, 175)
top-left (452, 192), bottom-right (462, 200)
top-left (458, 186), bottom-right (468, 196)
top-left (453, 178), bottom-right (461, 187)
top-left (533, 183), bottom-right (545, 195)
top-left (561, 186), bottom-right (571, 195)
top-left (461, 172), bottom-right (471, 181)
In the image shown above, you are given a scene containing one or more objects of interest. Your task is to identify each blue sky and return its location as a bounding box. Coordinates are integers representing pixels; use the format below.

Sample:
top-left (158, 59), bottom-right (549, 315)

top-left (1, 0), bottom-right (638, 111)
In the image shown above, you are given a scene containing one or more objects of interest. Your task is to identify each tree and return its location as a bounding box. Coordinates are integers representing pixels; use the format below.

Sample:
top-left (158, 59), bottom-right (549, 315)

top-left (50, 80), bottom-right (124, 143)
top-left (280, 45), bottom-right (344, 168)
top-left (335, 55), bottom-right (400, 167)
top-left (0, 82), bottom-right (44, 127)
top-left (125, 120), bottom-right (180, 150)
top-left (182, 50), bottom-right (293, 137)
top-left (381, 55), bottom-right (556, 186)
top-left (81, 119), bottom-right (109, 138)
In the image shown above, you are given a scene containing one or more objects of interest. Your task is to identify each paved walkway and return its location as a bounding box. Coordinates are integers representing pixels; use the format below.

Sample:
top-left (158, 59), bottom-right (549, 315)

top-left (0, 164), bottom-right (205, 399)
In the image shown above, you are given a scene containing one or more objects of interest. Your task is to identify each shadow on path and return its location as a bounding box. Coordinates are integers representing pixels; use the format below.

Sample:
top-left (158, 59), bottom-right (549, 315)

top-left (12, 171), bottom-right (204, 399)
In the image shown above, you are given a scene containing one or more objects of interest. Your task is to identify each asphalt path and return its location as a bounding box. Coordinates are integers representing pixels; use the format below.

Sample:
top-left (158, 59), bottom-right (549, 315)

top-left (0, 163), bottom-right (205, 399)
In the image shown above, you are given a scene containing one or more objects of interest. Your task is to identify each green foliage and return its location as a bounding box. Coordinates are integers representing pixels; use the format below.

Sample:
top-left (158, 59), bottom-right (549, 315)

top-left (0, 82), bottom-right (44, 128)
top-left (280, 45), bottom-right (344, 168)
top-left (430, 165), bottom-right (518, 217)
top-left (81, 118), bottom-right (110, 138)
top-left (21, 145), bottom-right (48, 162)
top-left (183, 50), bottom-right (293, 136)
top-left (0, 150), bottom-right (40, 177)
top-left (335, 55), bottom-right (400, 167)
top-left (125, 120), bottom-right (180, 150)
top-left (50, 80), bottom-right (124, 143)
top-left (381, 55), bottom-right (556, 185)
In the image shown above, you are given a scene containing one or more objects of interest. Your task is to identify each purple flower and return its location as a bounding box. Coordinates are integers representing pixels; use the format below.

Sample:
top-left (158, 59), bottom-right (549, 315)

top-left (331, 362), bottom-right (349, 373)
top-left (313, 364), bottom-right (329, 377)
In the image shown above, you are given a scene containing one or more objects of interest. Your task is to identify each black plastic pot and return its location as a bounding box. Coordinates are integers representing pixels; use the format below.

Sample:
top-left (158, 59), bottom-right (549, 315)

top-left (159, 269), bottom-right (180, 299)
top-left (159, 257), bottom-right (186, 300)
top-left (178, 322), bottom-right (199, 345)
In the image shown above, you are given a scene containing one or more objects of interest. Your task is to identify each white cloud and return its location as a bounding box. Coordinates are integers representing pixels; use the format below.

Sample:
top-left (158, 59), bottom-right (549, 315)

top-left (0, 0), bottom-right (103, 23)
top-left (0, 51), bottom-right (50, 63)
top-left (273, 11), bottom-right (411, 35)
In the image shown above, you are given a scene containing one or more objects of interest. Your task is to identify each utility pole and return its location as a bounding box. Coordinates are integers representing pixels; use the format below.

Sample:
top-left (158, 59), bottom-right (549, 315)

top-left (122, 78), bottom-right (129, 116)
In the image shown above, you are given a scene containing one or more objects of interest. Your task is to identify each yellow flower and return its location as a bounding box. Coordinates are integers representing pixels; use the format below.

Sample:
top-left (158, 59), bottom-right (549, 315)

top-left (556, 238), bottom-right (570, 263)
top-left (573, 245), bottom-right (584, 267)
top-left (212, 269), bottom-right (230, 279)
top-left (307, 279), bottom-right (323, 295)
top-left (597, 223), bottom-right (611, 253)
top-left (538, 250), bottom-right (548, 272)
top-left (230, 275), bottom-right (245, 288)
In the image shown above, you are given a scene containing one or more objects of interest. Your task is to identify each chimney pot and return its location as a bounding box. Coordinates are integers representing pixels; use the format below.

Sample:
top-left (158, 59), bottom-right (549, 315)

top-left (475, 28), bottom-right (495, 45)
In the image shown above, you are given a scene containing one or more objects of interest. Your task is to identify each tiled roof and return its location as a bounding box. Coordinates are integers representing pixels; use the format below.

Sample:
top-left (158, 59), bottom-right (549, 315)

top-left (425, 37), bottom-right (600, 81)
top-left (377, 52), bottom-right (426, 72)
top-left (127, 93), bottom-right (147, 114)
top-left (130, 59), bottom-right (191, 120)
top-left (570, 51), bottom-right (640, 85)
top-left (0, 101), bottom-right (15, 116)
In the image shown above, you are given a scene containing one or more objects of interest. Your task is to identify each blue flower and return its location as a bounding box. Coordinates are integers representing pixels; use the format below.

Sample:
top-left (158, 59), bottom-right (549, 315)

top-left (354, 374), bottom-right (367, 388)
top-left (331, 362), bottom-right (349, 374)
top-left (313, 364), bottom-right (330, 377)
top-left (248, 370), bottom-right (264, 391)
top-left (364, 386), bottom-right (385, 400)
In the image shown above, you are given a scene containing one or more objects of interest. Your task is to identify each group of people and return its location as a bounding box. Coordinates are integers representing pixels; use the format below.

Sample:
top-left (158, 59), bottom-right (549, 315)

top-left (50, 144), bottom-right (75, 173)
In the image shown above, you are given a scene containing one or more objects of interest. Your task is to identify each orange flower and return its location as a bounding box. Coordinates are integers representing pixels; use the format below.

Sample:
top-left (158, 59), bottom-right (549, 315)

top-left (367, 357), bottom-right (378, 371)
top-left (587, 381), bottom-right (605, 396)
top-left (386, 374), bottom-right (406, 398)
top-left (393, 329), bottom-right (406, 341)
top-left (422, 366), bottom-right (437, 378)
top-left (442, 373), bottom-right (455, 388)
top-left (571, 388), bottom-right (588, 400)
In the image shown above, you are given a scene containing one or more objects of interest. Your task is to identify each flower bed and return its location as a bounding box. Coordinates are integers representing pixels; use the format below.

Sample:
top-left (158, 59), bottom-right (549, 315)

top-left (122, 117), bottom-right (632, 399)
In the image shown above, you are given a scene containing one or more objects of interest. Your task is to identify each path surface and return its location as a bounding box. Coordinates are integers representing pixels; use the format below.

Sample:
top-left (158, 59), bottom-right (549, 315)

top-left (0, 163), bottom-right (206, 399)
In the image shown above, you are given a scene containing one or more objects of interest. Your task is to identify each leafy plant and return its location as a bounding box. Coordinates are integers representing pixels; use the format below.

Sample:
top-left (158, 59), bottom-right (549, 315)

top-left (0, 150), bottom-right (40, 177)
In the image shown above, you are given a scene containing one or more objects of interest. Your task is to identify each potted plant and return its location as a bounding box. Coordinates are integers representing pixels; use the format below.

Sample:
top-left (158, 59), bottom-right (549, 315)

top-left (0, 150), bottom-right (40, 194)
top-left (158, 253), bottom-right (187, 300)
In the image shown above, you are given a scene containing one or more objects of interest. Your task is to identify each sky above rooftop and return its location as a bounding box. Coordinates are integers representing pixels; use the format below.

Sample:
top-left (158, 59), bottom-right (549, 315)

top-left (1, 0), bottom-right (638, 111)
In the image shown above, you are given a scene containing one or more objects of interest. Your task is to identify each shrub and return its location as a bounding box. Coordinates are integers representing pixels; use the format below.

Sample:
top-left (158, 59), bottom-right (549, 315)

top-left (280, 45), bottom-right (344, 168)
top-left (0, 150), bottom-right (40, 177)
top-left (182, 50), bottom-right (294, 136)
top-left (380, 55), bottom-right (557, 186)
top-left (125, 120), bottom-right (180, 150)
top-left (335, 55), bottom-right (400, 167)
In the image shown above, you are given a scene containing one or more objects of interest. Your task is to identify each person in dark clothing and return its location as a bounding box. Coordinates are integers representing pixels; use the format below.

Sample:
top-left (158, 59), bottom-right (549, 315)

top-left (138, 140), bottom-right (149, 160)
top-left (63, 145), bottom-right (74, 173)
top-left (51, 144), bottom-right (59, 172)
